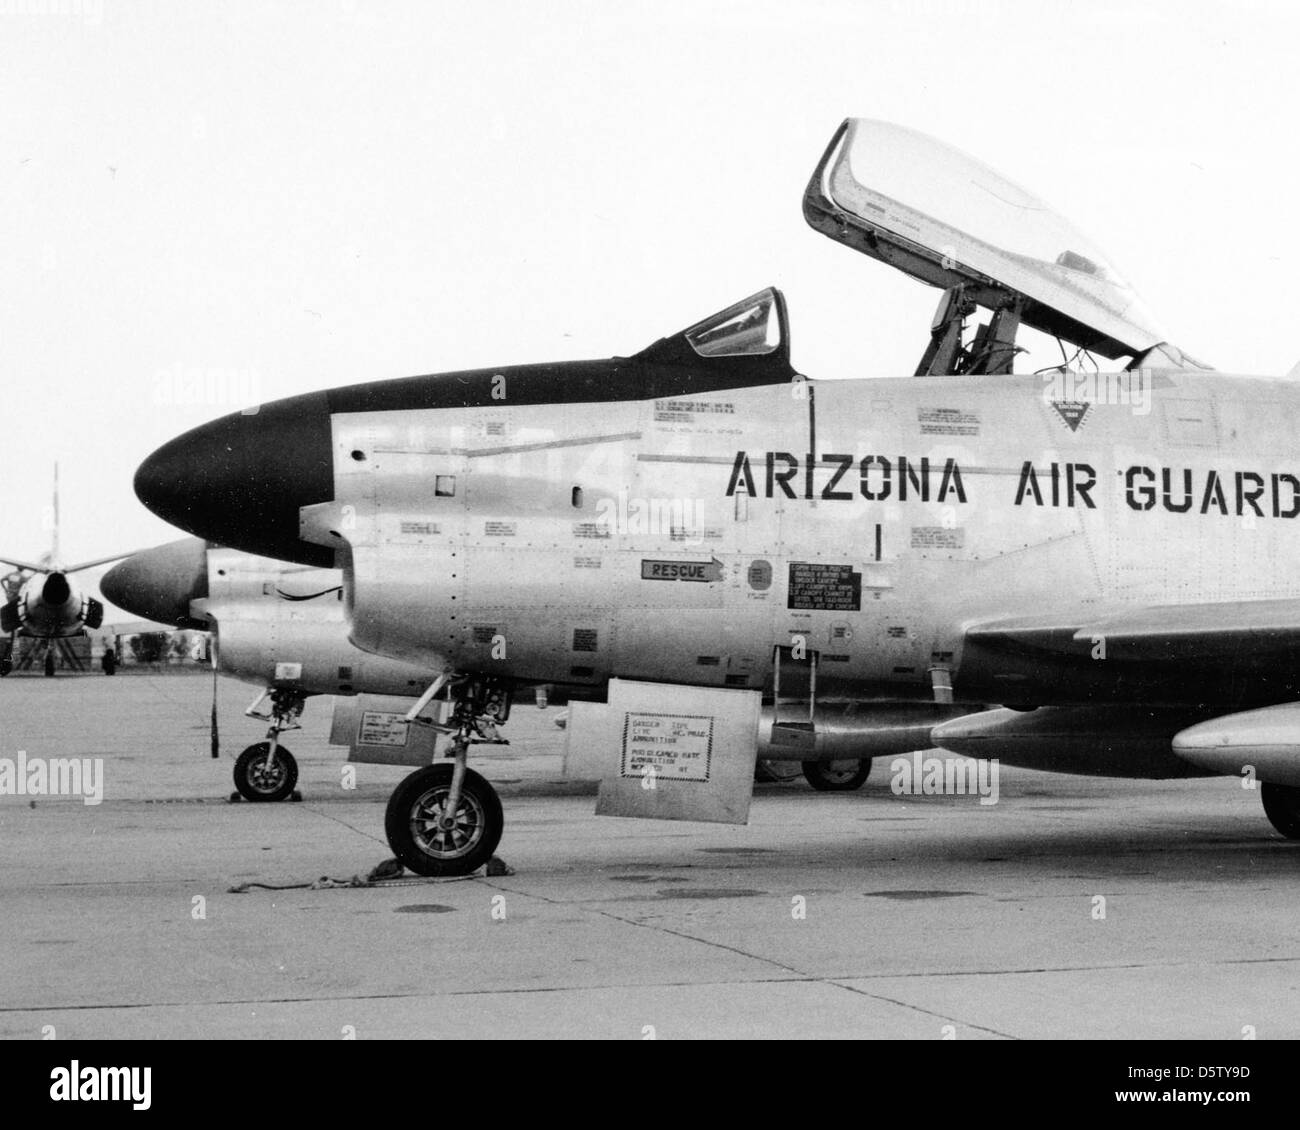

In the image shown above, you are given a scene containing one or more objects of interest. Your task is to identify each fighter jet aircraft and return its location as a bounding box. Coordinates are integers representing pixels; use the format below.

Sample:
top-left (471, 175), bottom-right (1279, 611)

top-left (101, 538), bottom-right (447, 800)
top-left (132, 119), bottom-right (1300, 875)
top-left (2, 465), bottom-right (133, 677)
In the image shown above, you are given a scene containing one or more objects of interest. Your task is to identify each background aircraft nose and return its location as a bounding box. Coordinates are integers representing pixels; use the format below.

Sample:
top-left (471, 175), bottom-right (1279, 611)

top-left (100, 537), bottom-right (211, 629)
top-left (134, 391), bottom-right (335, 567)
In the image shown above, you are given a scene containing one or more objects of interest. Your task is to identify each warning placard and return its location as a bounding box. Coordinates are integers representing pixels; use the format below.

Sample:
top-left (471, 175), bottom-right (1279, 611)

top-left (358, 711), bottom-right (410, 747)
top-left (788, 562), bottom-right (861, 611)
top-left (910, 526), bottom-right (965, 549)
top-left (568, 679), bottom-right (760, 824)
top-left (620, 713), bottom-right (713, 781)
top-left (919, 406), bottom-right (980, 436)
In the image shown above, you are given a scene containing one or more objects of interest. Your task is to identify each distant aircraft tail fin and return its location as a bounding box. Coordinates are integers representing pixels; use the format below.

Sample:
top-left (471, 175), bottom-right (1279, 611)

top-left (50, 462), bottom-right (60, 566)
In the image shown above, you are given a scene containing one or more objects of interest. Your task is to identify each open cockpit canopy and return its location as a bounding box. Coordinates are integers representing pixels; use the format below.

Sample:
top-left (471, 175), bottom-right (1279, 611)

top-left (804, 118), bottom-right (1205, 372)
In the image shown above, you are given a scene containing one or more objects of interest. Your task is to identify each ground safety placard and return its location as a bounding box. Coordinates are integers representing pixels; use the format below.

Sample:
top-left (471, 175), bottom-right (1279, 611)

top-left (565, 679), bottom-right (760, 824)
top-left (358, 711), bottom-right (409, 747)
top-left (620, 713), bottom-right (712, 781)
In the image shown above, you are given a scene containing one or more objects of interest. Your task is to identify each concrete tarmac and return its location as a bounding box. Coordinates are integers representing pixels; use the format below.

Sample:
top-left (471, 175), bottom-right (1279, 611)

top-left (1, 670), bottom-right (1297, 1039)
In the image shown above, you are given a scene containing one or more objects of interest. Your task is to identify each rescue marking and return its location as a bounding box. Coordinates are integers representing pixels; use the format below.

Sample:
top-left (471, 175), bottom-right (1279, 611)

top-left (641, 558), bottom-right (724, 582)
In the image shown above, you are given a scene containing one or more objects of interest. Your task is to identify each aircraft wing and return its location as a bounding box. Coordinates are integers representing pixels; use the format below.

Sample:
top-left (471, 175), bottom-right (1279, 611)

top-left (62, 551), bottom-right (152, 574)
top-left (99, 619), bottom-right (179, 637)
top-left (0, 555), bottom-right (46, 572)
top-left (966, 598), bottom-right (1300, 664)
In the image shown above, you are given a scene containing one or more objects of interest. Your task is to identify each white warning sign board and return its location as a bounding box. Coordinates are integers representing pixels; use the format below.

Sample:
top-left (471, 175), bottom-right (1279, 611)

top-left (566, 679), bottom-right (760, 824)
top-left (621, 714), bottom-right (713, 781)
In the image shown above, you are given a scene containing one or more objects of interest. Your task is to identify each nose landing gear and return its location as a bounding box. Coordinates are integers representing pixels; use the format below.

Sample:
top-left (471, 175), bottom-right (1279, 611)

top-left (385, 677), bottom-right (510, 876)
top-left (232, 688), bottom-right (305, 802)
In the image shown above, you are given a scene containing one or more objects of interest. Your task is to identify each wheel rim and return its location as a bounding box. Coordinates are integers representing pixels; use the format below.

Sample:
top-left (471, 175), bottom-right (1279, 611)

top-left (247, 756), bottom-right (288, 794)
top-left (821, 761), bottom-right (860, 784)
top-left (409, 784), bottom-right (486, 859)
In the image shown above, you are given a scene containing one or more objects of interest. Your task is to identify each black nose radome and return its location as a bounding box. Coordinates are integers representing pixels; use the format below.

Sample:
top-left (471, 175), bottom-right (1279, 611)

top-left (101, 537), bottom-right (211, 629)
top-left (41, 572), bottom-right (71, 606)
top-left (134, 392), bottom-right (335, 567)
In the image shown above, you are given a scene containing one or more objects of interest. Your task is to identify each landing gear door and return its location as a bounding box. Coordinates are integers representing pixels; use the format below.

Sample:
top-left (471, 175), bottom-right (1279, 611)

top-left (330, 694), bottom-right (441, 767)
top-left (567, 678), bottom-right (761, 824)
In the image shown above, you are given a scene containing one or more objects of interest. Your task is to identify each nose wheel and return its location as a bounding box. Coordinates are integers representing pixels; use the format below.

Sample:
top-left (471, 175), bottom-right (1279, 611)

top-left (233, 741), bottom-right (299, 802)
top-left (233, 687), bottom-right (306, 802)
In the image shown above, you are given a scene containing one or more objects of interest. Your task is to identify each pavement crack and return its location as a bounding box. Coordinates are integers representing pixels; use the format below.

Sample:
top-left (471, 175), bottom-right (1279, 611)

top-left (824, 980), bottom-right (1016, 1039)
top-left (294, 803), bottom-right (389, 847)
top-left (581, 904), bottom-right (1016, 1039)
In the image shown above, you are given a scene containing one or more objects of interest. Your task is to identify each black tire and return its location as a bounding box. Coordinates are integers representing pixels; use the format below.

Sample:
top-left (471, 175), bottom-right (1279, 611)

top-left (43, 652), bottom-right (55, 677)
top-left (102, 653), bottom-right (117, 676)
top-left (233, 742), bottom-right (299, 803)
top-left (802, 759), bottom-right (871, 791)
top-left (385, 764), bottom-right (503, 877)
top-left (1261, 782), bottom-right (1300, 840)
top-left (0, 658), bottom-right (10, 677)
top-left (754, 759), bottom-right (803, 783)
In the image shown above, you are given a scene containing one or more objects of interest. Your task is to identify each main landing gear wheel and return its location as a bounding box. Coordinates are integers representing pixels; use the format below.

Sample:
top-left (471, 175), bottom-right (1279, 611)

top-left (385, 764), bottom-right (503, 877)
top-left (233, 742), bottom-right (299, 803)
top-left (754, 759), bottom-right (804, 783)
top-left (0, 658), bottom-right (10, 677)
top-left (44, 651), bottom-right (55, 677)
top-left (1261, 782), bottom-right (1300, 840)
top-left (802, 759), bottom-right (871, 791)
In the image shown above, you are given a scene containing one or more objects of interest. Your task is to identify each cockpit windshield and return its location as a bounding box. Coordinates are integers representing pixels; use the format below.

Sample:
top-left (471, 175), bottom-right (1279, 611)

top-left (685, 290), bottom-right (782, 358)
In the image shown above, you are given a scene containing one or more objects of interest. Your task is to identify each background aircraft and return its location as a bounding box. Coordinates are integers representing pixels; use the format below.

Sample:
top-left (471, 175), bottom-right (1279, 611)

top-left (1, 465), bottom-right (133, 677)
top-left (130, 119), bottom-right (1300, 876)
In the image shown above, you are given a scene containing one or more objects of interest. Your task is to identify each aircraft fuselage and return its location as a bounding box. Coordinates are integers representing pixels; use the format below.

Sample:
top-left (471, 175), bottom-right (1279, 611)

top-left (281, 367), bottom-right (1300, 709)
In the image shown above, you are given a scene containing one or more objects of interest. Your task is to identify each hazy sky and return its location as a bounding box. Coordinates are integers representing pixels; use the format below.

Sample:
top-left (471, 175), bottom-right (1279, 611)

top-left (2, 0), bottom-right (1298, 601)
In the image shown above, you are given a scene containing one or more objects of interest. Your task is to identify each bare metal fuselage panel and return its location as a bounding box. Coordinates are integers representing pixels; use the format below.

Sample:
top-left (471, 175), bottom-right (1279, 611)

top-left (312, 365), bottom-right (1300, 711)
